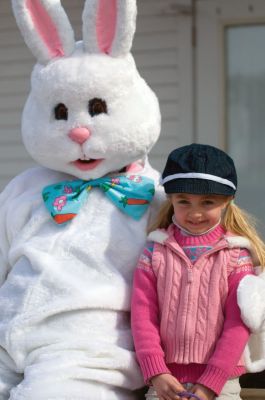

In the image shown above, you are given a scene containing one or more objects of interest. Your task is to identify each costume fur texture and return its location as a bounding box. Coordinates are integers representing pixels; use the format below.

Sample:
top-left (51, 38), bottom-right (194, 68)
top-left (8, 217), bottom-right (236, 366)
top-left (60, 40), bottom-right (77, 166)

top-left (227, 237), bottom-right (265, 372)
top-left (238, 270), bottom-right (265, 373)
top-left (0, 0), bottom-right (163, 398)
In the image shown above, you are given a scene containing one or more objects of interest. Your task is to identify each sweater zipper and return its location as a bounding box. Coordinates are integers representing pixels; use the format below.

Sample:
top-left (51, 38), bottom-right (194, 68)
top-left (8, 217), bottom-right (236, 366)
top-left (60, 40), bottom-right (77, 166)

top-left (170, 249), bottom-right (194, 283)
top-left (190, 243), bottom-right (229, 282)
top-left (187, 267), bottom-right (193, 283)
top-left (167, 241), bottom-right (228, 284)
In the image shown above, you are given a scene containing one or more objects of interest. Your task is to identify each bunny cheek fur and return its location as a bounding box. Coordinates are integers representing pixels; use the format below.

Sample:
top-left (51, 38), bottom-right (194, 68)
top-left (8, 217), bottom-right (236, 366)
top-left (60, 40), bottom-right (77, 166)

top-left (21, 48), bottom-right (161, 180)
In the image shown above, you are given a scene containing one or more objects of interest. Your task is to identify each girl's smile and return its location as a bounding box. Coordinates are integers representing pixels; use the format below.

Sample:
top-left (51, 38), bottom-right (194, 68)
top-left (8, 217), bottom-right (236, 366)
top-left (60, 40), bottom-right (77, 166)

top-left (171, 193), bottom-right (231, 234)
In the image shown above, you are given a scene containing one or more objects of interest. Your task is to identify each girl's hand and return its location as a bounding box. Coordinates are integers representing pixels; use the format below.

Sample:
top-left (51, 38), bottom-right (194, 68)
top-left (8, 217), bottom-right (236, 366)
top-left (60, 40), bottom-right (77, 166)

top-left (190, 384), bottom-right (215, 400)
top-left (151, 374), bottom-right (188, 400)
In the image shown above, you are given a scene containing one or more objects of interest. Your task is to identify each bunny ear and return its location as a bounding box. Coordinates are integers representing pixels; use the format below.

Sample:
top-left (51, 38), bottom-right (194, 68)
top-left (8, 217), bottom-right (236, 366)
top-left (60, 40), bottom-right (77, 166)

top-left (12, 0), bottom-right (75, 64)
top-left (82, 0), bottom-right (137, 56)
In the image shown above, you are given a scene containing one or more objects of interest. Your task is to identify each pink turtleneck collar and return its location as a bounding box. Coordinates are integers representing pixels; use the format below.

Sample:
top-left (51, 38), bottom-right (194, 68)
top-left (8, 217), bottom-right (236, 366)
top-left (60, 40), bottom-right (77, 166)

top-left (174, 223), bottom-right (226, 247)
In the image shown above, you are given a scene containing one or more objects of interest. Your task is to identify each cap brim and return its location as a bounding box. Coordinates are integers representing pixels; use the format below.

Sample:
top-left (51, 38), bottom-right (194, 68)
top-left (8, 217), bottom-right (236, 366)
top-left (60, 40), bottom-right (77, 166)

top-left (163, 178), bottom-right (236, 196)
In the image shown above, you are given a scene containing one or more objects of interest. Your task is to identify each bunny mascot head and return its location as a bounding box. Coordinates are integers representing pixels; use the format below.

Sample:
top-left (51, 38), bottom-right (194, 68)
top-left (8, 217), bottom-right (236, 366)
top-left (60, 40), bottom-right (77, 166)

top-left (0, 1), bottom-right (162, 399)
top-left (13, 0), bottom-right (160, 180)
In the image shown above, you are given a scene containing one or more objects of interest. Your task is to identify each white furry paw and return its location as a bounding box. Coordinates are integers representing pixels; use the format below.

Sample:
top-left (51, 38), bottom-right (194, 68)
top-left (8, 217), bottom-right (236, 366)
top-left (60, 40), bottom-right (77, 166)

top-left (237, 271), bottom-right (265, 332)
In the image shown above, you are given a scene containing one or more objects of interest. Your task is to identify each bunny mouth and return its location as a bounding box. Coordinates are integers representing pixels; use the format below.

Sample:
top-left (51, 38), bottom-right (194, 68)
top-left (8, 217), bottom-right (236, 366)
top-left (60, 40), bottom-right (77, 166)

top-left (72, 158), bottom-right (104, 171)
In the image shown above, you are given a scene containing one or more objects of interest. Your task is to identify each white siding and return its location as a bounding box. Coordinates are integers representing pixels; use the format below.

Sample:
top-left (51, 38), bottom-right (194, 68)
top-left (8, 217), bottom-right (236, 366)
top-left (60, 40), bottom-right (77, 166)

top-left (134, 0), bottom-right (193, 171)
top-left (0, 0), bottom-right (192, 190)
top-left (0, 1), bottom-right (34, 190)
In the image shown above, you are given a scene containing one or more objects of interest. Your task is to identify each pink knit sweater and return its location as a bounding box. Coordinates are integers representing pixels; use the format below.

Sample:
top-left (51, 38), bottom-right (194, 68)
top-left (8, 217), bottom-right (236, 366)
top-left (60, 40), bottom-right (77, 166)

top-left (131, 224), bottom-right (254, 395)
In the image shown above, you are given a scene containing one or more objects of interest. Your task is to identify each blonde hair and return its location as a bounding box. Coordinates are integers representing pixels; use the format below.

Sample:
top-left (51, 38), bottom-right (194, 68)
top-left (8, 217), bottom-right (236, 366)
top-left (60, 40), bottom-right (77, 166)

top-left (148, 198), bottom-right (174, 233)
top-left (148, 197), bottom-right (265, 268)
top-left (223, 202), bottom-right (265, 267)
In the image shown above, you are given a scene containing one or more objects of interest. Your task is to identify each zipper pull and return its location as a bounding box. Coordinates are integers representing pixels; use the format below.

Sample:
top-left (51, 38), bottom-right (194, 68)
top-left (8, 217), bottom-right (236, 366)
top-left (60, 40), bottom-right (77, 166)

top-left (188, 269), bottom-right (193, 283)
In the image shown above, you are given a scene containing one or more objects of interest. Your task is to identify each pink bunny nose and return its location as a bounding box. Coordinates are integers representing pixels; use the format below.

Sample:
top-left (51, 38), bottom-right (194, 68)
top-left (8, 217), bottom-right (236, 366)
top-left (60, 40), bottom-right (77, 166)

top-left (68, 127), bottom-right (91, 144)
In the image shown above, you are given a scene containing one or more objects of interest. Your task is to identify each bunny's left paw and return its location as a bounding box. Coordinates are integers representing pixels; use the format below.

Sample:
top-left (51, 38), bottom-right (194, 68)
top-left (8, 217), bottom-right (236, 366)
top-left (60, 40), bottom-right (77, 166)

top-left (237, 271), bottom-right (265, 332)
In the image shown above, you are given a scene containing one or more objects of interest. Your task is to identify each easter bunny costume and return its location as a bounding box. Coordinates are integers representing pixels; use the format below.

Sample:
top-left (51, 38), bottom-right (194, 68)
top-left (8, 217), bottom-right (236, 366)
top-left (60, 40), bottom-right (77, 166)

top-left (0, 1), bottom-right (163, 398)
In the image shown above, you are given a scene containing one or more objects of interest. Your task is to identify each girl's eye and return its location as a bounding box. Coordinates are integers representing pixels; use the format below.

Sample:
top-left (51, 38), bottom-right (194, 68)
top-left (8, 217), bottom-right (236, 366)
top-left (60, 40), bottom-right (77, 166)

top-left (177, 200), bottom-right (189, 205)
top-left (89, 98), bottom-right (107, 117)
top-left (54, 103), bottom-right (68, 120)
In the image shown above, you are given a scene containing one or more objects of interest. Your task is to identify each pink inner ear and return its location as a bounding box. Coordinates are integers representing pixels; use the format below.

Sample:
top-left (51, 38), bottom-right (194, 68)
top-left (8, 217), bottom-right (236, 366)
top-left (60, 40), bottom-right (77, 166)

top-left (26, 0), bottom-right (65, 58)
top-left (96, 0), bottom-right (117, 54)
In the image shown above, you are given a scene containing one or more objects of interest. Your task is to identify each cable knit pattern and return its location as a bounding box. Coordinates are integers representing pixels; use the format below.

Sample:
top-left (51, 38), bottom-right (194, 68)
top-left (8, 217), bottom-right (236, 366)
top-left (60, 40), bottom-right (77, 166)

top-left (197, 263), bottom-right (211, 357)
top-left (131, 224), bottom-right (254, 395)
top-left (151, 227), bottom-right (236, 366)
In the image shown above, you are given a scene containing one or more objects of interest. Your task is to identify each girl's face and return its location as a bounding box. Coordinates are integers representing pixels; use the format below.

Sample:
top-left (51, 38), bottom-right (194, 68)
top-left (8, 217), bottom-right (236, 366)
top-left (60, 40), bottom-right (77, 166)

top-left (171, 193), bottom-right (231, 234)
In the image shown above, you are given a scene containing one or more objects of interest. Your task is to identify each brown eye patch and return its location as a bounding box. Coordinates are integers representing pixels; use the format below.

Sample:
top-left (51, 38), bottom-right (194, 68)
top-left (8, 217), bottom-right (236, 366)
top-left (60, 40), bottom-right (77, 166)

top-left (88, 98), bottom-right (107, 117)
top-left (54, 103), bottom-right (68, 120)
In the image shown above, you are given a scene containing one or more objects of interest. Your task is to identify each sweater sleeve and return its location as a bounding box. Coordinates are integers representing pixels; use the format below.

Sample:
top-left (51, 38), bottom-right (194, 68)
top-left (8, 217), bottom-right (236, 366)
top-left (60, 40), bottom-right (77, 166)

top-left (131, 244), bottom-right (171, 383)
top-left (197, 250), bottom-right (254, 395)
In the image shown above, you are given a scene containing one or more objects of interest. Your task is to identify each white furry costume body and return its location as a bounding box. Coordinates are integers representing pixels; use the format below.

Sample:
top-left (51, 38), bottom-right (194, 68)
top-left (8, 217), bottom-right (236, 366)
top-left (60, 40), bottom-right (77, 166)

top-left (0, 164), bottom-right (160, 400)
top-left (0, 0), bottom-right (163, 398)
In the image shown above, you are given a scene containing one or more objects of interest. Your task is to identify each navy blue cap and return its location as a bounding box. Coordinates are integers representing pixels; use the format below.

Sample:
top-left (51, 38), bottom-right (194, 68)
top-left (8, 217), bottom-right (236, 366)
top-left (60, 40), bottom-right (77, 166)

top-left (161, 143), bottom-right (237, 196)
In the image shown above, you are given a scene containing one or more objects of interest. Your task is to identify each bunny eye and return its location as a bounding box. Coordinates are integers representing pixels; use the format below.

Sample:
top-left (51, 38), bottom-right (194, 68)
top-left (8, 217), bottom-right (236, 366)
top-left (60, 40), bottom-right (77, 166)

top-left (54, 103), bottom-right (68, 120)
top-left (88, 98), bottom-right (107, 117)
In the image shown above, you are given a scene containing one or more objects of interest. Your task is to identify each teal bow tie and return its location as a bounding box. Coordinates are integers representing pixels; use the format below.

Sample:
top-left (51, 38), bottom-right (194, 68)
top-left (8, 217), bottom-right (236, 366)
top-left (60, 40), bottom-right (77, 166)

top-left (42, 174), bottom-right (155, 224)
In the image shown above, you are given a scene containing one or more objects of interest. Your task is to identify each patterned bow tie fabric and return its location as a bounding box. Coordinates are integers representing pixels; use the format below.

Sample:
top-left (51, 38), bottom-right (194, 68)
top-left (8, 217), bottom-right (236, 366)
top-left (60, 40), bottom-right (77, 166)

top-left (42, 174), bottom-right (155, 224)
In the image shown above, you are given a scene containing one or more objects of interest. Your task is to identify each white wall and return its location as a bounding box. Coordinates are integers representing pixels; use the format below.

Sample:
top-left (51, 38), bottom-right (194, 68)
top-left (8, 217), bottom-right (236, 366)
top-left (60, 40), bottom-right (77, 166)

top-left (133, 0), bottom-right (193, 170)
top-left (0, 0), bottom-right (192, 190)
top-left (0, 0), bottom-right (34, 190)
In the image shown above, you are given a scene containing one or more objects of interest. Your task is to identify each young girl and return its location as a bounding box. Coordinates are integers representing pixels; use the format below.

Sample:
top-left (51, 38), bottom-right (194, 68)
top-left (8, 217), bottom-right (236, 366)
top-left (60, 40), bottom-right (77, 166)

top-left (131, 144), bottom-right (265, 400)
